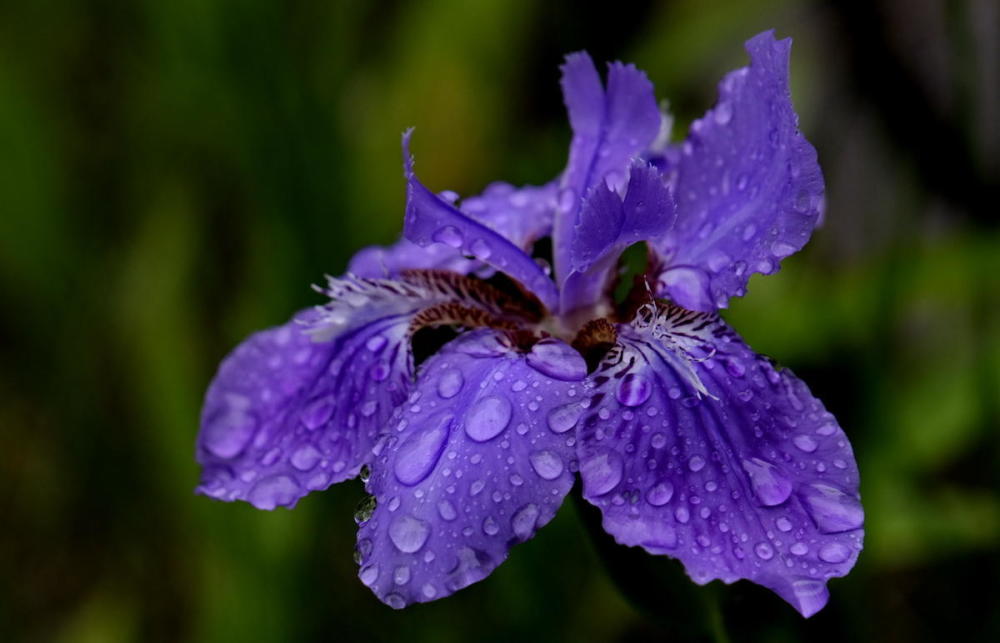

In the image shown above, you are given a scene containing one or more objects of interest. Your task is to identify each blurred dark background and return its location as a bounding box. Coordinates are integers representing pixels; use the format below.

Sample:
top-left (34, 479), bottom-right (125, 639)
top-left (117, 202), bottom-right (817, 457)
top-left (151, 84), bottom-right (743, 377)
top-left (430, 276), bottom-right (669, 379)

top-left (1, 0), bottom-right (997, 641)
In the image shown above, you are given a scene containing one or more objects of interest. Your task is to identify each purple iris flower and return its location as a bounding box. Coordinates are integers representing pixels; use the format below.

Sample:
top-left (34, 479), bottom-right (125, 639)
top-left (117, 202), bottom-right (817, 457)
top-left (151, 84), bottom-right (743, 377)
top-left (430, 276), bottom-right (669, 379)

top-left (196, 30), bottom-right (863, 617)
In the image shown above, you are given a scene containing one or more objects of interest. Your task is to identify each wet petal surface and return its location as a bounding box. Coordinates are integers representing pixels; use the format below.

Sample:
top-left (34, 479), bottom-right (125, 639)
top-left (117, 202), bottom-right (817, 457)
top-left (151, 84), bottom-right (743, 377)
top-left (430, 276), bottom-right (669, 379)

top-left (577, 305), bottom-right (862, 616)
top-left (356, 331), bottom-right (581, 607)
top-left (197, 307), bottom-right (413, 509)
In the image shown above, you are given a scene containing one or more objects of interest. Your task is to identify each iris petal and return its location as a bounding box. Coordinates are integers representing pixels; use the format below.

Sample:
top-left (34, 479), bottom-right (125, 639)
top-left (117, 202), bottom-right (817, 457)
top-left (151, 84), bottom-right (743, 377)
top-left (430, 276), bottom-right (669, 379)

top-left (554, 53), bottom-right (662, 286)
top-left (356, 330), bottom-right (581, 607)
top-left (402, 132), bottom-right (560, 312)
top-left (576, 304), bottom-right (862, 617)
top-left (651, 31), bottom-right (825, 311)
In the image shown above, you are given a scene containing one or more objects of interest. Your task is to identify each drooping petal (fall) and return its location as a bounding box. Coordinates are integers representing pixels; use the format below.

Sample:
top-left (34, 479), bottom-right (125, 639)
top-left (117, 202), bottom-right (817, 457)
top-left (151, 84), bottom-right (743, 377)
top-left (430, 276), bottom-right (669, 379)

top-left (356, 330), bottom-right (585, 607)
top-left (577, 303), bottom-right (862, 617)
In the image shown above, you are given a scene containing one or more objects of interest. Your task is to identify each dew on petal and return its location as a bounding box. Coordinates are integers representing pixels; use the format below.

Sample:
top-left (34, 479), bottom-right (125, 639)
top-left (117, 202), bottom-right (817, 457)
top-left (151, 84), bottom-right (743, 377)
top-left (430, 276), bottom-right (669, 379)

top-left (580, 449), bottom-right (624, 496)
top-left (464, 396), bottom-right (512, 442)
top-left (394, 415), bottom-right (452, 485)
top-left (801, 483), bottom-right (864, 534)
top-left (388, 515), bottom-right (430, 553)
top-left (546, 403), bottom-right (582, 434)
top-left (616, 373), bottom-right (653, 407)
top-left (437, 368), bottom-right (465, 399)
top-left (529, 450), bottom-right (565, 480)
top-left (742, 457), bottom-right (792, 506)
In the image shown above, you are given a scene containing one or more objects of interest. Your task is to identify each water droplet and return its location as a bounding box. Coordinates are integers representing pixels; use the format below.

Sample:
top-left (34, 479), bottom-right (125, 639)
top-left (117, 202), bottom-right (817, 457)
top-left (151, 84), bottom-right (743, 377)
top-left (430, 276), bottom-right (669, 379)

top-left (776, 517), bottom-right (793, 532)
top-left (801, 483), bottom-right (864, 533)
top-left (299, 396), bottom-right (334, 431)
top-left (793, 435), bottom-right (818, 453)
top-left (529, 450), bottom-right (564, 480)
top-left (526, 339), bottom-right (587, 381)
top-left (203, 396), bottom-right (257, 458)
top-left (754, 542), bottom-right (774, 560)
top-left (558, 187), bottom-right (577, 213)
top-left (437, 369), bottom-right (464, 399)
top-left (370, 362), bottom-right (390, 381)
top-left (437, 499), bottom-right (457, 521)
top-left (546, 403), bottom-right (581, 434)
top-left (290, 444), bottom-right (321, 471)
top-left (736, 173), bottom-right (750, 191)
top-left (432, 225), bottom-right (463, 248)
top-left (511, 504), bottom-right (539, 540)
top-left (365, 335), bottom-right (387, 353)
top-left (714, 100), bottom-right (733, 125)
top-left (580, 449), bottom-right (623, 496)
top-left (248, 475), bottom-right (300, 510)
top-left (650, 433), bottom-right (667, 449)
top-left (742, 224), bottom-right (757, 241)
top-left (469, 238), bottom-right (492, 260)
top-left (674, 506), bottom-right (690, 523)
top-left (394, 415), bottom-right (452, 485)
top-left (688, 455), bottom-right (706, 472)
top-left (706, 250), bottom-right (731, 273)
top-left (657, 266), bottom-right (712, 311)
top-left (388, 515), bottom-right (430, 553)
top-left (359, 464), bottom-right (372, 483)
top-left (384, 593), bottom-right (406, 609)
top-left (422, 583), bottom-right (437, 599)
top-left (742, 458), bottom-right (792, 506)
top-left (359, 564), bottom-right (379, 586)
top-left (616, 373), bottom-right (653, 407)
top-left (482, 516), bottom-right (500, 536)
top-left (818, 542), bottom-right (850, 564)
top-left (646, 481), bottom-right (674, 506)
top-left (771, 241), bottom-right (797, 258)
top-left (354, 495), bottom-right (377, 524)
top-left (465, 396), bottom-right (512, 442)
top-left (394, 566), bottom-right (411, 586)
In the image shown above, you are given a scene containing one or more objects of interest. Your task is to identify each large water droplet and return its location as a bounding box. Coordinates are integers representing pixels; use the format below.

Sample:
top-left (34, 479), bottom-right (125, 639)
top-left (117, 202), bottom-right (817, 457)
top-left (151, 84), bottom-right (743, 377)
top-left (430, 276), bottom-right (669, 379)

top-left (203, 394), bottom-right (257, 458)
top-left (580, 449), bottom-right (623, 496)
top-left (646, 481), bottom-right (674, 506)
top-left (714, 101), bottom-right (733, 125)
top-left (298, 395), bottom-right (334, 431)
top-left (394, 415), bottom-right (452, 485)
top-left (657, 266), bottom-right (712, 311)
top-left (801, 483), bottom-right (864, 533)
top-left (529, 450), bottom-right (564, 480)
top-left (248, 475), bottom-right (300, 510)
top-left (818, 542), bottom-right (851, 564)
top-left (464, 396), bottom-right (512, 442)
top-left (616, 373), bottom-right (652, 407)
top-left (359, 564), bottom-right (379, 587)
top-left (754, 542), bottom-right (774, 560)
top-left (389, 515), bottom-right (430, 553)
top-left (688, 455), bottom-right (706, 472)
top-left (436, 369), bottom-right (464, 399)
top-left (771, 241), bottom-right (797, 258)
top-left (354, 495), bottom-right (377, 524)
top-left (432, 225), bottom-right (463, 248)
top-left (511, 504), bottom-right (539, 541)
top-left (546, 403), bottom-right (582, 434)
top-left (469, 239), bottom-right (492, 260)
top-left (793, 434), bottom-right (818, 453)
top-left (526, 339), bottom-right (587, 381)
top-left (482, 516), bottom-right (500, 536)
top-left (437, 499), bottom-right (457, 521)
top-left (290, 444), bottom-right (321, 471)
top-left (742, 457), bottom-right (792, 506)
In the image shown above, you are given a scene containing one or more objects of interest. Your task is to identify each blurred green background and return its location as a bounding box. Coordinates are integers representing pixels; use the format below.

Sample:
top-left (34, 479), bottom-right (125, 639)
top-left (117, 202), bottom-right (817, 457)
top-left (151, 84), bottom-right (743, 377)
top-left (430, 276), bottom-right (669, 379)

top-left (1, 0), bottom-right (998, 641)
